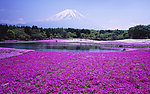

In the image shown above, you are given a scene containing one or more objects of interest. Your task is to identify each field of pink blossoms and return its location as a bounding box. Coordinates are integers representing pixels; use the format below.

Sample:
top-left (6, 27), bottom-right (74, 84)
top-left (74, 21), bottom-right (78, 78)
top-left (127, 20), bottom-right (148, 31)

top-left (0, 50), bottom-right (150, 93)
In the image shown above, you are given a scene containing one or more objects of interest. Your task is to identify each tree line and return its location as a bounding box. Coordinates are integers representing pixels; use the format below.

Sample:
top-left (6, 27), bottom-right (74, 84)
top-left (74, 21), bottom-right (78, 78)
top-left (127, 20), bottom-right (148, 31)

top-left (128, 25), bottom-right (150, 39)
top-left (0, 24), bottom-right (149, 41)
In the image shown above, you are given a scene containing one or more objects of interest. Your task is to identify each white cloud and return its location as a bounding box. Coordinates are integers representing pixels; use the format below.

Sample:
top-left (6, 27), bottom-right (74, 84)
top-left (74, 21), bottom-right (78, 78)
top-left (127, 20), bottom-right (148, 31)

top-left (17, 18), bottom-right (26, 24)
top-left (0, 18), bottom-right (26, 24)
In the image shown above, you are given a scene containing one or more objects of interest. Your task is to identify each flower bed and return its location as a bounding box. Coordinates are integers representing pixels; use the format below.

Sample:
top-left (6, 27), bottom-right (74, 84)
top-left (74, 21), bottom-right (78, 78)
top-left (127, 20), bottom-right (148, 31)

top-left (0, 51), bottom-right (150, 93)
top-left (0, 47), bottom-right (33, 60)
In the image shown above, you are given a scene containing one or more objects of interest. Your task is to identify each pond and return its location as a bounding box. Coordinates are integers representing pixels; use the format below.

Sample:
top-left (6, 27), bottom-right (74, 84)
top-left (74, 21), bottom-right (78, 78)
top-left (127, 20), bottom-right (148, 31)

top-left (0, 42), bottom-right (121, 52)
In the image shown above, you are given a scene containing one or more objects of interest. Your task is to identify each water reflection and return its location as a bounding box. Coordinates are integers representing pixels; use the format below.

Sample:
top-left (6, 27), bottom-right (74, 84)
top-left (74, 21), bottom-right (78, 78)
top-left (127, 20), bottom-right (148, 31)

top-left (0, 42), bottom-right (120, 52)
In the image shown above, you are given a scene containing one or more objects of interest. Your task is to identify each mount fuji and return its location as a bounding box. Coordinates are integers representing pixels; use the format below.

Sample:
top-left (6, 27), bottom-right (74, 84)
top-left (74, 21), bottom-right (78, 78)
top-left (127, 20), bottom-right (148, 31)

top-left (47, 9), bottom-right (84, 21)
top-left (34, 9), bottom-right (102, 29)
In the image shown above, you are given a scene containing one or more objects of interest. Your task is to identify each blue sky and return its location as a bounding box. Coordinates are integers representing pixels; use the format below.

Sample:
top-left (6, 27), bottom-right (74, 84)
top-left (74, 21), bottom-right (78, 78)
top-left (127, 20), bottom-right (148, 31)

top-left (0, 0), bottom-right (150, 30)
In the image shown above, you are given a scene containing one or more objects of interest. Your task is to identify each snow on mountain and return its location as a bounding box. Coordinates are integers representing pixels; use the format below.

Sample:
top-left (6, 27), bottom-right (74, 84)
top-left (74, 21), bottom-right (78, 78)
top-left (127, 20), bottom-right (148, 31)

top-left (47, 9), bottom-right (84, 21)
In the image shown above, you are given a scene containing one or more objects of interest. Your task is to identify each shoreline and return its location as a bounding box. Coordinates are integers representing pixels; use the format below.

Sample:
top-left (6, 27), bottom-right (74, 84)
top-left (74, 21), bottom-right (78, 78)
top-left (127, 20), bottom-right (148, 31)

top-left (0, 39), bottom-right (150, 49)
top-left (0, 39), bottom-right (150, 59)
top-left (0, 39), bottom-right (150, 45)
top-left (0, 46), bottom-right (149, 60)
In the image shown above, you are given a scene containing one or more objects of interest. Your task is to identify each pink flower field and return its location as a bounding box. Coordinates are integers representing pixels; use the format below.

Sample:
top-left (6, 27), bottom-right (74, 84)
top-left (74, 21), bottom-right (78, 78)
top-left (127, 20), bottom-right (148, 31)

top-left (0, 50), bottom-right (150, 93)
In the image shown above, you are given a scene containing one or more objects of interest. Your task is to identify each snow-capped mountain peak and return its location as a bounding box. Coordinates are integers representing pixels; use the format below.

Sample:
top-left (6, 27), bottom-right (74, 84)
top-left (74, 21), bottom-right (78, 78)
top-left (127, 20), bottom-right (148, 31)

top-left (47, 9), bottom-right (84, 21)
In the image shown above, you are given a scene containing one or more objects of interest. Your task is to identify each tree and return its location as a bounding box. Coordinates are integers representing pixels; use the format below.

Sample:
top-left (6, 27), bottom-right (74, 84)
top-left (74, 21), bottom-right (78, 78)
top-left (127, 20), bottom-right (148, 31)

top-left (128, 25), bottom-right (149, 39)
top-left (0, 24), bottom-right (9, 40)
top-left (24, 26), bottom-right (31, 35)
top-left (13, 29), bottom-right (31, 40)
top-left (6, 29), bottom-right (15, 40)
